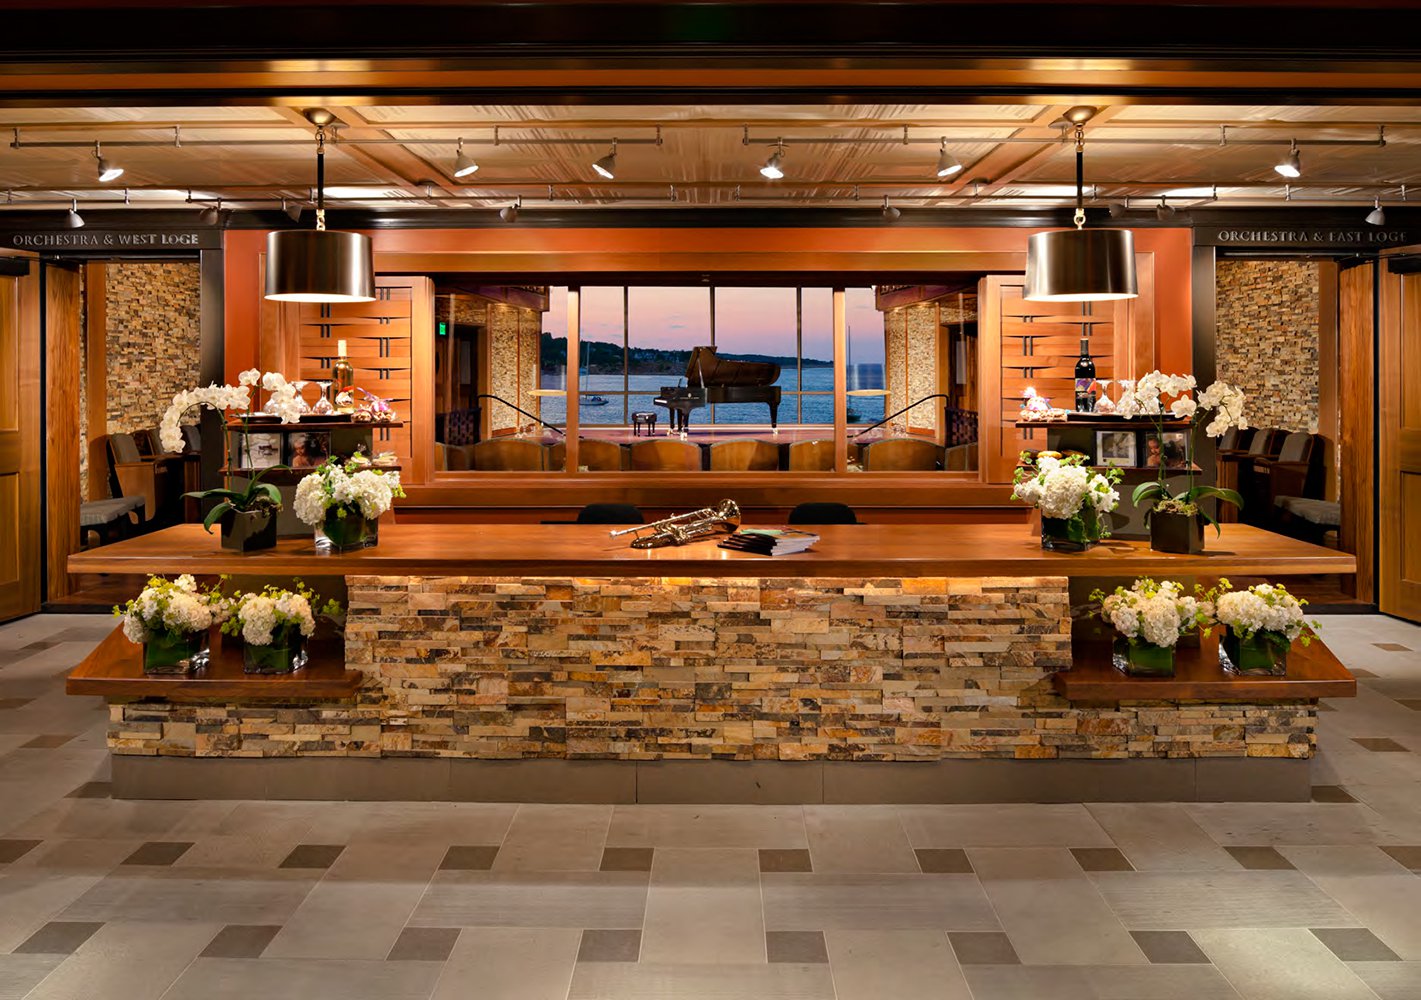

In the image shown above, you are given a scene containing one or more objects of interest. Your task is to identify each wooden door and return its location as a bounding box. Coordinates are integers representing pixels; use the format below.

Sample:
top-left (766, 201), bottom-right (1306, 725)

top-left (1379, 255), bottom-right (1421, 620)
top-left (1338, 263), bottom-right (1375, 603)
top-left (0, 253), bottom-right (41, 622)
top-left (45, 264), bottom-right (82, 602)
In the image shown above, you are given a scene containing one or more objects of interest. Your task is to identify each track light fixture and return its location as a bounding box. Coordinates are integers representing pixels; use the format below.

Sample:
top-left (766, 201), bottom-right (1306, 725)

top-left (1155, 196), bottom-right (1176, 220)
top-left (1108, 197), bottom-right (1130, 218)
top-left (65, 198), bottom-right (84, 228)
top-left (283, 198), bottom-right (303, 223)
top-left (760, 142), bottom-right (786, 180)
top-left (1366, 196), bottom-right (1386, 226)
top-left (881, 196), bottom-right (901, 221)
top-left (199, 199), bottom-right (223, 226)
top-left (592, 140), bottom-right (617, 180)
top-left (93, 141), bottom-right (123, 183)
top-left (452, 138), bottom-right (479, 179)
top-left (1275, 140), bottom-right (1302, 179)
top-left (500, 197), bottom-right (521, 223)
top-left (935, 139), bottom-right (963, 178)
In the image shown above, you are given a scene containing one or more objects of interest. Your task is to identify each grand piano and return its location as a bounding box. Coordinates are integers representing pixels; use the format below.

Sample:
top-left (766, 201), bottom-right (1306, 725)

top-left (654, 346), bottom-right (782, 432)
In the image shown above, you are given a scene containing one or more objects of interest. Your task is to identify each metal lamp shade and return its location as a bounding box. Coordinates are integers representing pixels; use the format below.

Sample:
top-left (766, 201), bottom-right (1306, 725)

top-left (264, 229), bottom-right (375, 303)
top-left (1024, 227), bottom-right (1138, 302)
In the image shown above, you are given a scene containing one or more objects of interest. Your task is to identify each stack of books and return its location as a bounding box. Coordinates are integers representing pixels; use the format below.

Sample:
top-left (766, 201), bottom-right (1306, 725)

top-left (718, 527), bottom-right (820, 556)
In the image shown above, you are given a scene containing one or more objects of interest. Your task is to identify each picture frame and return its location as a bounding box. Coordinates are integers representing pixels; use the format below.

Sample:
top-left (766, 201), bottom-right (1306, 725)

top-left (1147, 431), bottom-right (1190, 470)
top-left (286, 430), bottom-right (331, 469)
top-left (1095, 429), bottom-right (1138, 468)
top-left (228, 430), bottom-right (283, 470)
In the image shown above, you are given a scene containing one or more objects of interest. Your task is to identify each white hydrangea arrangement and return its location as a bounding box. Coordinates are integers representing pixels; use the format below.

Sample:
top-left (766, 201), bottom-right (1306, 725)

top-left (114, 574), bottom-right (228, 644)
top-left (1090, 577), bottom-right (1211, 649)
top-left (293, 455), bottom-right (406, 526)
top-left (220, 580), bottom-right (339, 647)
top-left (1012, 453), bottom-right (1122, 523)
top-left (1212, 579), bottom-right (1318, 646)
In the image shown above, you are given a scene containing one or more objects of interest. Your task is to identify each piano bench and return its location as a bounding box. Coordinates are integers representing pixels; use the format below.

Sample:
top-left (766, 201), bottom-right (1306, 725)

top-left (632, 412), bottom-right (658, 436)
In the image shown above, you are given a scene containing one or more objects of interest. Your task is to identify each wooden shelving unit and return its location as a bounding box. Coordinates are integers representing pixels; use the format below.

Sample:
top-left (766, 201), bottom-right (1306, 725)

top-left (67, 626), bottom-right (362, 702)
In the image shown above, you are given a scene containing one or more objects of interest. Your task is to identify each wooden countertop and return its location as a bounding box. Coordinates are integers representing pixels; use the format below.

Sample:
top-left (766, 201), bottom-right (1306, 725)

top-left (69, 522), bottom-right (1357, 579)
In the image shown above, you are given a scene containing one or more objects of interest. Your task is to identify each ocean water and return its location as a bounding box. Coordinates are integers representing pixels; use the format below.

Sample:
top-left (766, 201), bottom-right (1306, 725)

top-left (536, 365), bottom-right (887, 426)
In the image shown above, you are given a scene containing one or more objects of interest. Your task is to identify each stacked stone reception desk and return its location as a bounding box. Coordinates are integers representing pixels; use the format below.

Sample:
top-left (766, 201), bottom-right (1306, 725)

top-left (67, 523), bottom-right (1357, 803)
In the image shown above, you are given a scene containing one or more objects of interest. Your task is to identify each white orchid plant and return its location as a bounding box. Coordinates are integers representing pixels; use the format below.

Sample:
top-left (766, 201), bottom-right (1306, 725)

top-left (1090, 577), bottom-right (1212, 650)
top-left (160, 369), bottom-right (304, 530)
top-left (1119, 371), bottom-right (1249, 530)
top-left (1012, 453), bottom-right (1122, 533)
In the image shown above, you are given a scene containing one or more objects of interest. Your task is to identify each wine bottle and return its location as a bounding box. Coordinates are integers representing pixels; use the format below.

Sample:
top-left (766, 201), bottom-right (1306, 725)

top-left (332, 339), bottom-right (356, 415)
top-left (1074, 337), bottom-right (1096, 413)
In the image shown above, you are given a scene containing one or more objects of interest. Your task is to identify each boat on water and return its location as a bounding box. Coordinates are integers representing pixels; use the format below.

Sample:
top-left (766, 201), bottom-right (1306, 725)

top-left (580, 394), bottom-right (610, 406)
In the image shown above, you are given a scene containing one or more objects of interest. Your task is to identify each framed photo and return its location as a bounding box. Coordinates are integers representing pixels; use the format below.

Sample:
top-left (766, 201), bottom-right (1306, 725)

top-left (286, 431), bottom-right (331, 469)
top-left (1147, 431), bottom-right (1190, 470)
top-left (1095, 429), bottom-right (1138, 468)
top-left (229, 430), bottom-right (282, 470)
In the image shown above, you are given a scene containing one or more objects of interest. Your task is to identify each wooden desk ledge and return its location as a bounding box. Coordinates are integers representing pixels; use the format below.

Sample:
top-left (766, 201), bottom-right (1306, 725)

top-left (1054, 632), bottom-right (1356, 703)
top-left (66, 627), bottom-right (362, 702)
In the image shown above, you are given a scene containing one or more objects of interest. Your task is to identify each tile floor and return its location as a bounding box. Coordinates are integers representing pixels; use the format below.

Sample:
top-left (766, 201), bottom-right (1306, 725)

top-left (0, 612), bottom-right (1420, 999)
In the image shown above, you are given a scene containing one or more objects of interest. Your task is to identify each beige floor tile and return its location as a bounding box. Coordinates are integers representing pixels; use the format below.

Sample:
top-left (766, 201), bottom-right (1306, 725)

top-left (58, 867), bottom-right (318, 925)
top-left (493, 804), bottom-right (612, 871)
top-left (1300, 871), bottom-right (1421, 960)
top-left (323, 840), bottom-right (448, 884)
top-left (606, 805), bottom-right (808, 849)
top-left (0, 872), bottom-right (103, 954)
top-left (0, 954), bottom-right (64, 1000)
top-left (263, 881), bottom-right (428, 960)
top-left (1081, 965), bottom-right (1244, 999)
top-left (824, 929), bottom-right (972, 1000)
top-left (803, 806), bottom-right (918, 873)
top-left (25, 920), bottom-right (219, 1000)
top-left (432, 927), bottom-right (580, 1000)
top-left (961, 966), bottom-right (1096, 1000)
top-left (641, 848), bottom-right (765, 965)
top-left (173, 834), bottom-right (306, 871)
top-left (8, 838), bottom-right (141, 874)
top-left (162, 957), bottom-right (444, 1000)
top-left (305, 801), bottom-right (519, 847)
top-left (1085, 803), bottom-right (1242, 871)
top-left (898, 805), bottom-right (1112, 848)
top-left (1194, 928), bottom-right (1378, 1000)
top-left (762, 872), bottom-right (999, 931)
top-left (1349, 961), bottom-right (1421, 1000)
top-left (1185, 801), bottom-right (1409, 846)
top-left (410, 869), bottom-right (648, 928)
top-left (568, 962), bottom-right (836, 1000)
top-left (970, 848), bottom-right (1146, 966)
top-left (1090, 871), bottom-right (1361, 930)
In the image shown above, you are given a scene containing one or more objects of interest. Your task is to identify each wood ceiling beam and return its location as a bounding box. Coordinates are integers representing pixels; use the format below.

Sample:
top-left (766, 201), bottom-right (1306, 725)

top-left (269, 105), bottom-right (441, 199)
top-left (326, 106), bottom-right (458, 197)
top-left (962, 105), bottom-right (1128, 198)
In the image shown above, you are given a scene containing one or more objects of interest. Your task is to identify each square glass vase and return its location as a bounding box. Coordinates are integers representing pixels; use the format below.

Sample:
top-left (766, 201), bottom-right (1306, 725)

top-left (1041, 507), bottom-right (1100, 552)
top-left (1112, 637), bottom-right (1176, 677)
top-left (242, 631), bottom-right (308, 675)
top-left (316, 507), bottom-right (377, 553)
top-left (142, 631), bottom-right (209, 675)
top-left (1220, 629), bottom-right (1289, 676)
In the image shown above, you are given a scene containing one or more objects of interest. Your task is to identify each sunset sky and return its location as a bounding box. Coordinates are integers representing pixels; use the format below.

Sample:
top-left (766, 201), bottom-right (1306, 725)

top-left (541, 286), bottom-right (886, 365)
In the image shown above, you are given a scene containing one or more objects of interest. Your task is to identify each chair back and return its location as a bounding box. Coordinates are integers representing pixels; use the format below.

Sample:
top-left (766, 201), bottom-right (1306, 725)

top-left (1277, 431), bottom-right (1313, 463)
top-left (471, 438), bottom-right (546, 471)
top-left (709, 439), bottom-right (780, 471)
top-left (944, 442), bottom-right (978, 471)
top-left (787, 502), bottom-right (858, 525)
top-left (1247, 429), bottom-right (1279, 456)
top-left (787, 439), bottom-right (835, 471)
top-left (109, 432), bottom-right (142, 464)
top-left (1218, 427), bottom-right (1249, 452)
top-left (629, 438), bottom-right (703, 471)
top-left (181, 425), bottom-right (201, 452)
top-left (578, 439), bottom-right (627, 471)
top-left (546, 442), bottom-right (567, 472)
top-left (133, 430), bottom-right (157, 456)
top-left (576, 504), bottom-right (644, 525)
top-left (862, 437), bottom-right (942, 471)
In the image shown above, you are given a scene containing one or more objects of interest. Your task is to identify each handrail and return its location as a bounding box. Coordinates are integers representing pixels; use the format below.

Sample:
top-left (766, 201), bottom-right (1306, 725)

top-left (475, 393), bottom-right (566, 436)
top-left (851, 394), bottom-right (949, 439)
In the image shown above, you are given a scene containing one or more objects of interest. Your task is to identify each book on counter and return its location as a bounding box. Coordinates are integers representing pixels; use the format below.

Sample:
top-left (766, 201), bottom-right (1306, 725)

top-left (718, 527), bottom-right (820, 556)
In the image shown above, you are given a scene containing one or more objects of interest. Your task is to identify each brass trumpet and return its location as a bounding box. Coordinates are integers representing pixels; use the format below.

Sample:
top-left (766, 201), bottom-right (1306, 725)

top-left (609, 499), bottom-right (742, 549)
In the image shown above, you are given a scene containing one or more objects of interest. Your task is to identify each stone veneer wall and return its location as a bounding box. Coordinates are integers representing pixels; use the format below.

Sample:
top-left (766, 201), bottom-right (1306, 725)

top-left (104, 262), bottom-right (201, 435)
top-left (1215, 260), bottom-right (1320, 433)
top-left (883, 305), bottom-right (940, 435)
top-left (486, 302), bottom-right (542, 435)
top-left (107, 575), bottom-right (1316, 761)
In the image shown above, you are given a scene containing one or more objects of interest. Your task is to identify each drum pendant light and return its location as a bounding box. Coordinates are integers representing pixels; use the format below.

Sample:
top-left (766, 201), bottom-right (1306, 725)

top-left (265, 110), bottom-right (375, 303)
top-left (1024, 107), bottom-right (1138, 302)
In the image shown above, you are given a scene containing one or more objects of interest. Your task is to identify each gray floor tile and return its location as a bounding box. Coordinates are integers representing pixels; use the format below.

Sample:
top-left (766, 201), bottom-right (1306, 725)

top-left (278, 843), bottom-right (346, 869)
top-left (568, 962), bottom-right (837, 1000)
top-left (12, 920), bottom-right (103, 954)
top-left (121, 840), bottom-right (194, 866)
top-left (948, 931), bottom-right (1021, 965)
top-left (600, 847), bottom-right (653, 872)
top-left (1382, 845), bottom-right (1421, 871)
top-left (20, 736), bottom-right (75, 749)
top-left (1130, 930), bottom-right (1211, 964)
top-left (387, 927), bottom-right (460, 962)
top-left (916, 848), bottom-right (974, 873)
top-left (433, 927), bottom-right (581, 1000)
top-left (1313, 927), bottom-right (1403, 962)
top-left (1375, 643), bottom-right (1414, 652)
top-left (1354, 738), bottom-right (1412, 752)
top-left (824, 929), bottom-right (973, 999)
top-left (164, 957), bottom-right (445, 1000)
top-left (578, 929), bottom-right (642, 962)
top-left (767, 931), bottom-right (829, 964)
top-left (760, 848), bottom-right (813, 873)
top-left (0, 698), bottom-right (35, 709)
top-left (1225, 846), bottom-right (1296, 870)
top-left (764, 872), bottom-right (1000, 931)
top-left (439, 845), bottom-right (499, 871)
top-left (65, 782), bottom-right (111, 799)
top-left (199, 924), bottom-right (281, 958)
top-left (1071, 847), bottom-right (1135, 872)
top-left (411, 870), bottom-right (649, 929)
top-left (1311, 785), bottom-right (1358, 803)
top-left (0, 839), bottom-right (42, 863)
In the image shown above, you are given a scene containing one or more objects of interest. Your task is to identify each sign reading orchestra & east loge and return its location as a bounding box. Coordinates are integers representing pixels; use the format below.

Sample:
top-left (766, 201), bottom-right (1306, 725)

top-left (2, 230), bottom-right (221, 251)
top-left (1195, 226), bottom-right (1411, 249)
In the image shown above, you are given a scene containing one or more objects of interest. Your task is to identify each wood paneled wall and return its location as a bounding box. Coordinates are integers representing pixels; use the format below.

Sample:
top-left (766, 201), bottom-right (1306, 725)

top-left (0, 252), bottom-right (41, 622)
top-left (45, 264), bottom-right (82, 602)
top-left (1377, 254), bottom-right (1421, 621)
top-left (1338, 263), bottom-right (1375, 603)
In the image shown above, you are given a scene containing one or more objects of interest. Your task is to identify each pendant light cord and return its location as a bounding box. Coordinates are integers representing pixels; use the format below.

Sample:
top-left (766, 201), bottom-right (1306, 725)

top-left (1073, 123), bottom-right (1086, 230)
top-left (315, 125), bottom-right (326, 232)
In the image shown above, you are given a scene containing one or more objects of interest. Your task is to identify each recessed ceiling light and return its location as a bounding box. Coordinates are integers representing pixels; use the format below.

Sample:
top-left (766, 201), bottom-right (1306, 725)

top-left (94, 141), bottom-right (123, 183)
top-left (592, 141), bottom-right (617, 180)
top-left (1275, 141), bottom-right (1302, 179)
top-left (452, 138), bottom-right (479, 179)
top-left (935, 140), bottom-right (962, 178)
top-left (760, 143), bottom-right (785, 180)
